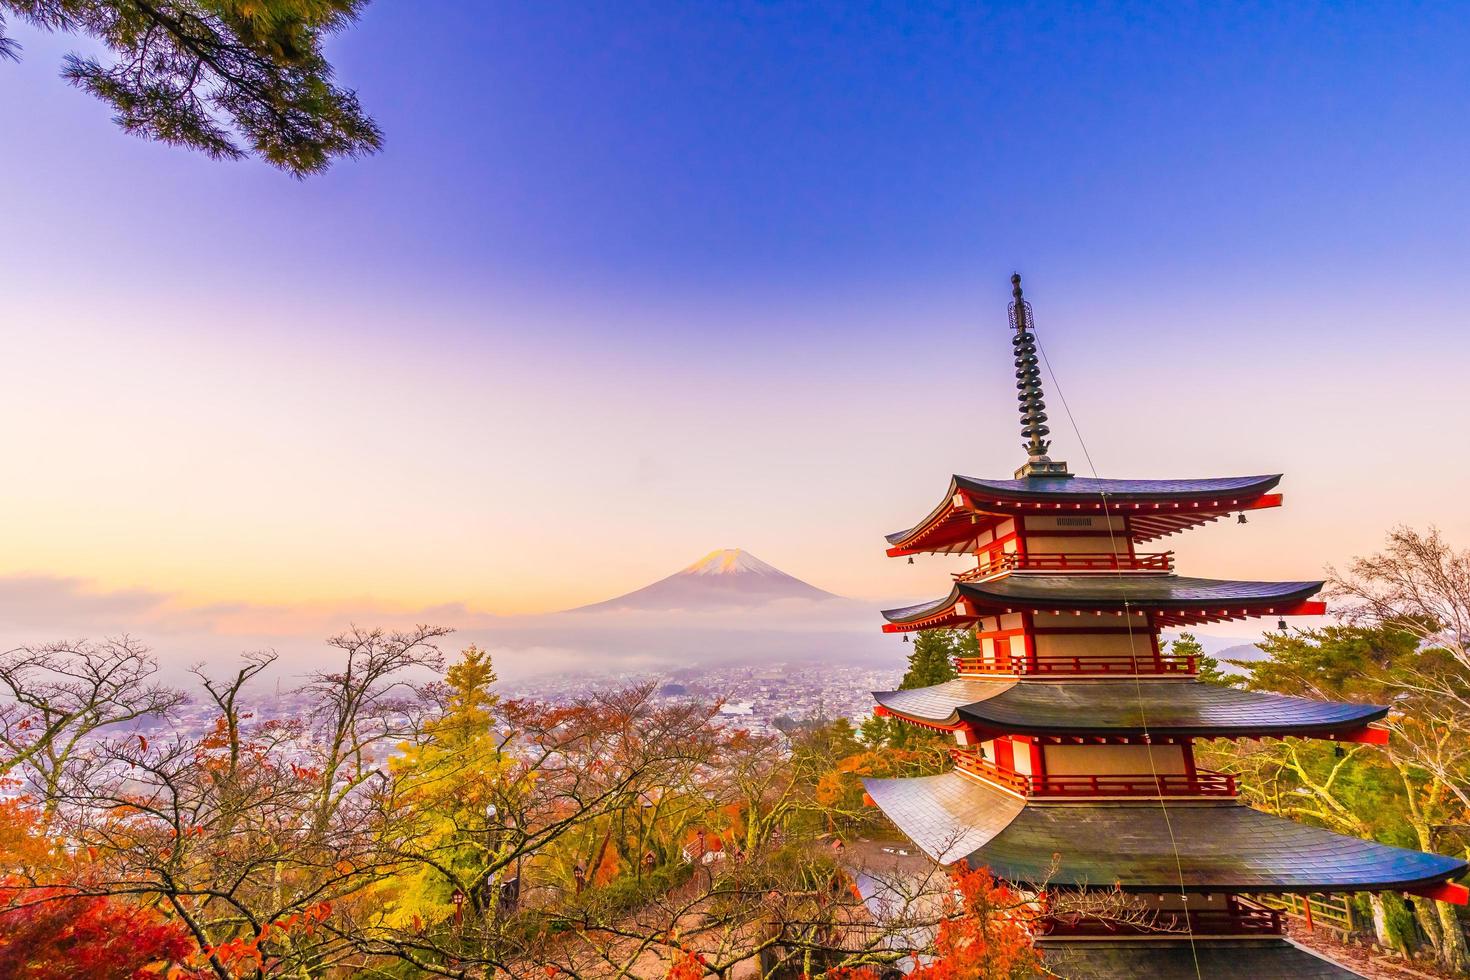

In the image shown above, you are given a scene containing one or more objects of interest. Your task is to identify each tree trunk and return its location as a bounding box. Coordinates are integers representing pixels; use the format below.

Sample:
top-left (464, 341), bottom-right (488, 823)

top-left (1436, 899), bottom-right (1470, 976)
top-left (1412, 896), bottom-right (1445, 961)
top-left (1370, 894), bottom-right (1401, 955)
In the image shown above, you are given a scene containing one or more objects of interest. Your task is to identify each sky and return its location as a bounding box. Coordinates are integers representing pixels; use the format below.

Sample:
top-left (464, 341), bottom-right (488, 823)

top-left (1, 1), bottom-right (1468, 673)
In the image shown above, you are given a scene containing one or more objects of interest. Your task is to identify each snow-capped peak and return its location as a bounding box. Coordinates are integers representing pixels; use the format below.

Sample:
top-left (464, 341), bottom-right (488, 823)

top-left (565, 547), bottom-right (843, 611)
top-left (680, 548), bottom-right (783, 577)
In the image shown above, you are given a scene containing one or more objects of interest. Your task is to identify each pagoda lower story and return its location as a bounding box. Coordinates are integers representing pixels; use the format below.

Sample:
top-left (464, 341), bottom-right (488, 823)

top-left (860, 275), bottom-right (1468, 978)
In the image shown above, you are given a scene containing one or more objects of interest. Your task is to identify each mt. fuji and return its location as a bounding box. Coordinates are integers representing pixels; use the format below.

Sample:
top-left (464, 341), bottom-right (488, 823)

top-left (567, 549), bottom-right (842, 612)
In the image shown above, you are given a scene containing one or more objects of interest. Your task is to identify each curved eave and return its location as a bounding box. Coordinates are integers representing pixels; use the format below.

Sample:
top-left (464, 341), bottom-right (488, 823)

top-left (956, 473), bottom-right (1283, 504)
top-left (865, 772), bottom-right (1469, 895)
top-left (975, 800), bottom-right (1469, 896)
top-left (876, 678), bottom-right (1388, 741)
top-left (955, 685), bottom-right (1389, 740)
top-left (1041, 940), bottom-right (1363, 979)
top-left (871, 678), bottom-right (1017, 726)
top-left (885, 474), bottom-right (1284, 555)
top-left (880, 577), bottom-right (1327, 631)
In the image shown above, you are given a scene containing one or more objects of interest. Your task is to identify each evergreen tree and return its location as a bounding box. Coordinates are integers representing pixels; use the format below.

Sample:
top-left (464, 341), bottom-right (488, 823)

top-left (899, 629), bottom-right (963, 690)
top-left (857, 711), bottom-right (891, 747)
top-left (1, 1), bottom-right (381, 175)
top-left (1169, 632), bottom-right (1232, 686)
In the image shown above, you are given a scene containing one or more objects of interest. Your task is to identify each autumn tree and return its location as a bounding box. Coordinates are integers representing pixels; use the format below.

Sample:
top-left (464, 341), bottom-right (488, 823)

top-left (0, 885), bottom-right (201, 979)
top-left (0, 637), bottom-right (183, 814)
top-left (0, 795), bottom-right (203, 979)
top-left (16, 626), bottom-right (449, 979)
top-left (830, 864), bottom-right (1043, 980)
top-left (1328, 526), bottom-right (1470, 972)
top-left (349, 665), bottom-right (730, 976)
top-left (1202, 618), bottom-right (1470, 969)
top-left (915, 865), bottom-right (1042, 979)
top-left (0, 0), bottom-right (381, 175)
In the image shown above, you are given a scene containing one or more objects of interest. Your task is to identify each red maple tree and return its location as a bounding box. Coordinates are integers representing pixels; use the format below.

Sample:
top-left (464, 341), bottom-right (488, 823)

top-left (832, 865), bottom-right (1041, 980)
top-left (0, 795), bottom-right (201, 979)
top-left (0, 887), bottom-right (200, 980)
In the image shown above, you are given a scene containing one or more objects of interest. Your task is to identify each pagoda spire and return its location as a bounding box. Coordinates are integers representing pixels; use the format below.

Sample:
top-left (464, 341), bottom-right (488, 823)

top-left (1009, 273), bottom-right (1070, 478)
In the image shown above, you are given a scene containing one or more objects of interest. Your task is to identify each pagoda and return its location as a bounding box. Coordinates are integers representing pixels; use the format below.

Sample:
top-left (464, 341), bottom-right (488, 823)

top-left (862, 275), bottom-right (1468, 978)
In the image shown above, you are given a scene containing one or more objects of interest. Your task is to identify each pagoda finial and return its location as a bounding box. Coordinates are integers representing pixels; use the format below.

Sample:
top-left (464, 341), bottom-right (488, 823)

top-left (1009, 274), bottom-right (1071, 479)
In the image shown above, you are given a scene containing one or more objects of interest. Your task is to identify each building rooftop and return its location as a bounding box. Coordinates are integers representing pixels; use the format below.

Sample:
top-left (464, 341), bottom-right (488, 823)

top-left (954, 474), bottom-right (1283, 502)
top-left (872, 677), bottom-right (1385, 738)
top-left (882, 575), bottom-right (1325, 630)
top-left (864, 772), bottom-right (1467, 893)
top-left (1040, 940), bottom-right (1361, 979)
top-left (885, 474), bottom-right (1283, 554)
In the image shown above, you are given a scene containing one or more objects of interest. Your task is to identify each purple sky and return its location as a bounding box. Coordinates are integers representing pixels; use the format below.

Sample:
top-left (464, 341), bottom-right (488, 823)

top-left (1, 2), bottom-right (1467, 673)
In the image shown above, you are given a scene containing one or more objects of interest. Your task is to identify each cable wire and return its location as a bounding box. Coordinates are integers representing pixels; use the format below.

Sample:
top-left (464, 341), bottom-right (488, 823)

top-left (1031, 322), bottom-right (1204, 980)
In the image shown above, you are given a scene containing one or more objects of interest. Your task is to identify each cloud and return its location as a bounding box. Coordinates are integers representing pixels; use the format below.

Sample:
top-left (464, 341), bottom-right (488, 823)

top-left (0, 575), bottom-right (176, 635)
top-left (0, 576), bottom-right (894, 687)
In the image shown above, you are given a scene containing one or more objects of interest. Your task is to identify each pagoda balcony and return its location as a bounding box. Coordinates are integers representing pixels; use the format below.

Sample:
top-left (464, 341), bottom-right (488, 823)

top-left (950, 749), bottom-right (1238, 799)
top-left (953, 652), bottom-right (1197, 677)
top-left (955, 552), bottom-right (1174, 581)
top-left (1043, 897), bottom-right (1283, 938)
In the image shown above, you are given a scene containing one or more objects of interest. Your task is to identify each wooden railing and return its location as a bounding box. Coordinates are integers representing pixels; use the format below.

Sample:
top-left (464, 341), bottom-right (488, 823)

top-left (954, 551), bottom-right (1174, 581)
top-left (1044, 897), bottom-right (1282, 937)
top-left (951, 749), bottom-right (1237, 798)
top-left (948, 750), bottom-right (1030, 794)
top-left (1029, 770), bottom-right (1237, 798)
top-left (953, 653), bottom-right (1197, 677)
top-left (1259, 893), bottom-right (1355, 937)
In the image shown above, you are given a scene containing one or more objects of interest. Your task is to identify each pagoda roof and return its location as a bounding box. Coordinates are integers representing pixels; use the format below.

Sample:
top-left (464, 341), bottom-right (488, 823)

top-left (873, 678), bottom-right (1386, 739)
top-left (954, 474), bottom-right (1282, 502)
top-left (885, 474), bottom-right (1283, 554)
top-left (881, 575), bottom-right (1326, 630)
top-left (863, 771), bottom-right (1468, 893)
top-left (1041, 940), bottom-right (1361, 980)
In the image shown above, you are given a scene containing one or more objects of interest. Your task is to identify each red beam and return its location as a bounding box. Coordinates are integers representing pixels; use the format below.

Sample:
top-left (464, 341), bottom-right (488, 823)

top-left (1334, 725), bottom-right (1390, 745)
top-left (876, 705), bottom-right (973, 736)
top-left (1406, 882), bottom-right (1470, 905)
top-left (1243, 493), bottom-right (1284, 511)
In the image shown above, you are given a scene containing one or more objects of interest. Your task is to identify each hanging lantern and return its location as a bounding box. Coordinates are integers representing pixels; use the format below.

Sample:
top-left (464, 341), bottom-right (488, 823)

top-left (1278, 618), bottom-right (1288, 631)
top-left (1237, 513), bottom-right (1248, 524)
top-left (908, 555), bottom-right (915, 565)
top-left (902, 634), bottom-right (911, 644)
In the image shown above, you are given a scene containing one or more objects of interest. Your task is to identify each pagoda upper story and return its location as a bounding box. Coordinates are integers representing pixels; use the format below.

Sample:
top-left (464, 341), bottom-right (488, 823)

top-left (875, 277), bottom-right (1325, 679)
top-left (885, 473), bottom-right (1284, 557)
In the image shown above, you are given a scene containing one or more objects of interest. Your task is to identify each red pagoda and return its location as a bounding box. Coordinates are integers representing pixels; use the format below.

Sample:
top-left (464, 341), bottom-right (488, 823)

top-left (862, 275), bottom-right (1468, 978)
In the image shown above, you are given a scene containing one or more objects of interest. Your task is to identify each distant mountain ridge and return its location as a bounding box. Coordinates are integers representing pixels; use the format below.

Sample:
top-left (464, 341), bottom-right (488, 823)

top-left (566, 549), bottom-right (843, 612)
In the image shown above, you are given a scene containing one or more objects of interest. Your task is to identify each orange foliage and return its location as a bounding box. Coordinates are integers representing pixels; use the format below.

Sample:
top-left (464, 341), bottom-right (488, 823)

top-left (592, 843), bottom-right (623, 886)
top-left (0, 801), bottom-right (201, 979)
top-left (664, 949), bottom-right (707, 979)
top-left (0, 888), bottom-right (201, 980)
top-left (915, 866), bottom-right (1041, 979)
top-left (827, 866), bottom-right (1039, 980)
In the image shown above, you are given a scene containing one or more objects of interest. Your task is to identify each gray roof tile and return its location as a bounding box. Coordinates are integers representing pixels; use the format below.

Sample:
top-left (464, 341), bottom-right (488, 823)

top-left (1042, 939), bottom-right (1361, 979)
top-left (874, 678), bottom-right (1385, 737)
top-left (882, 576), bottom-right (1325, 624)
top-left (865, 772), bottom-right (1467, 893)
